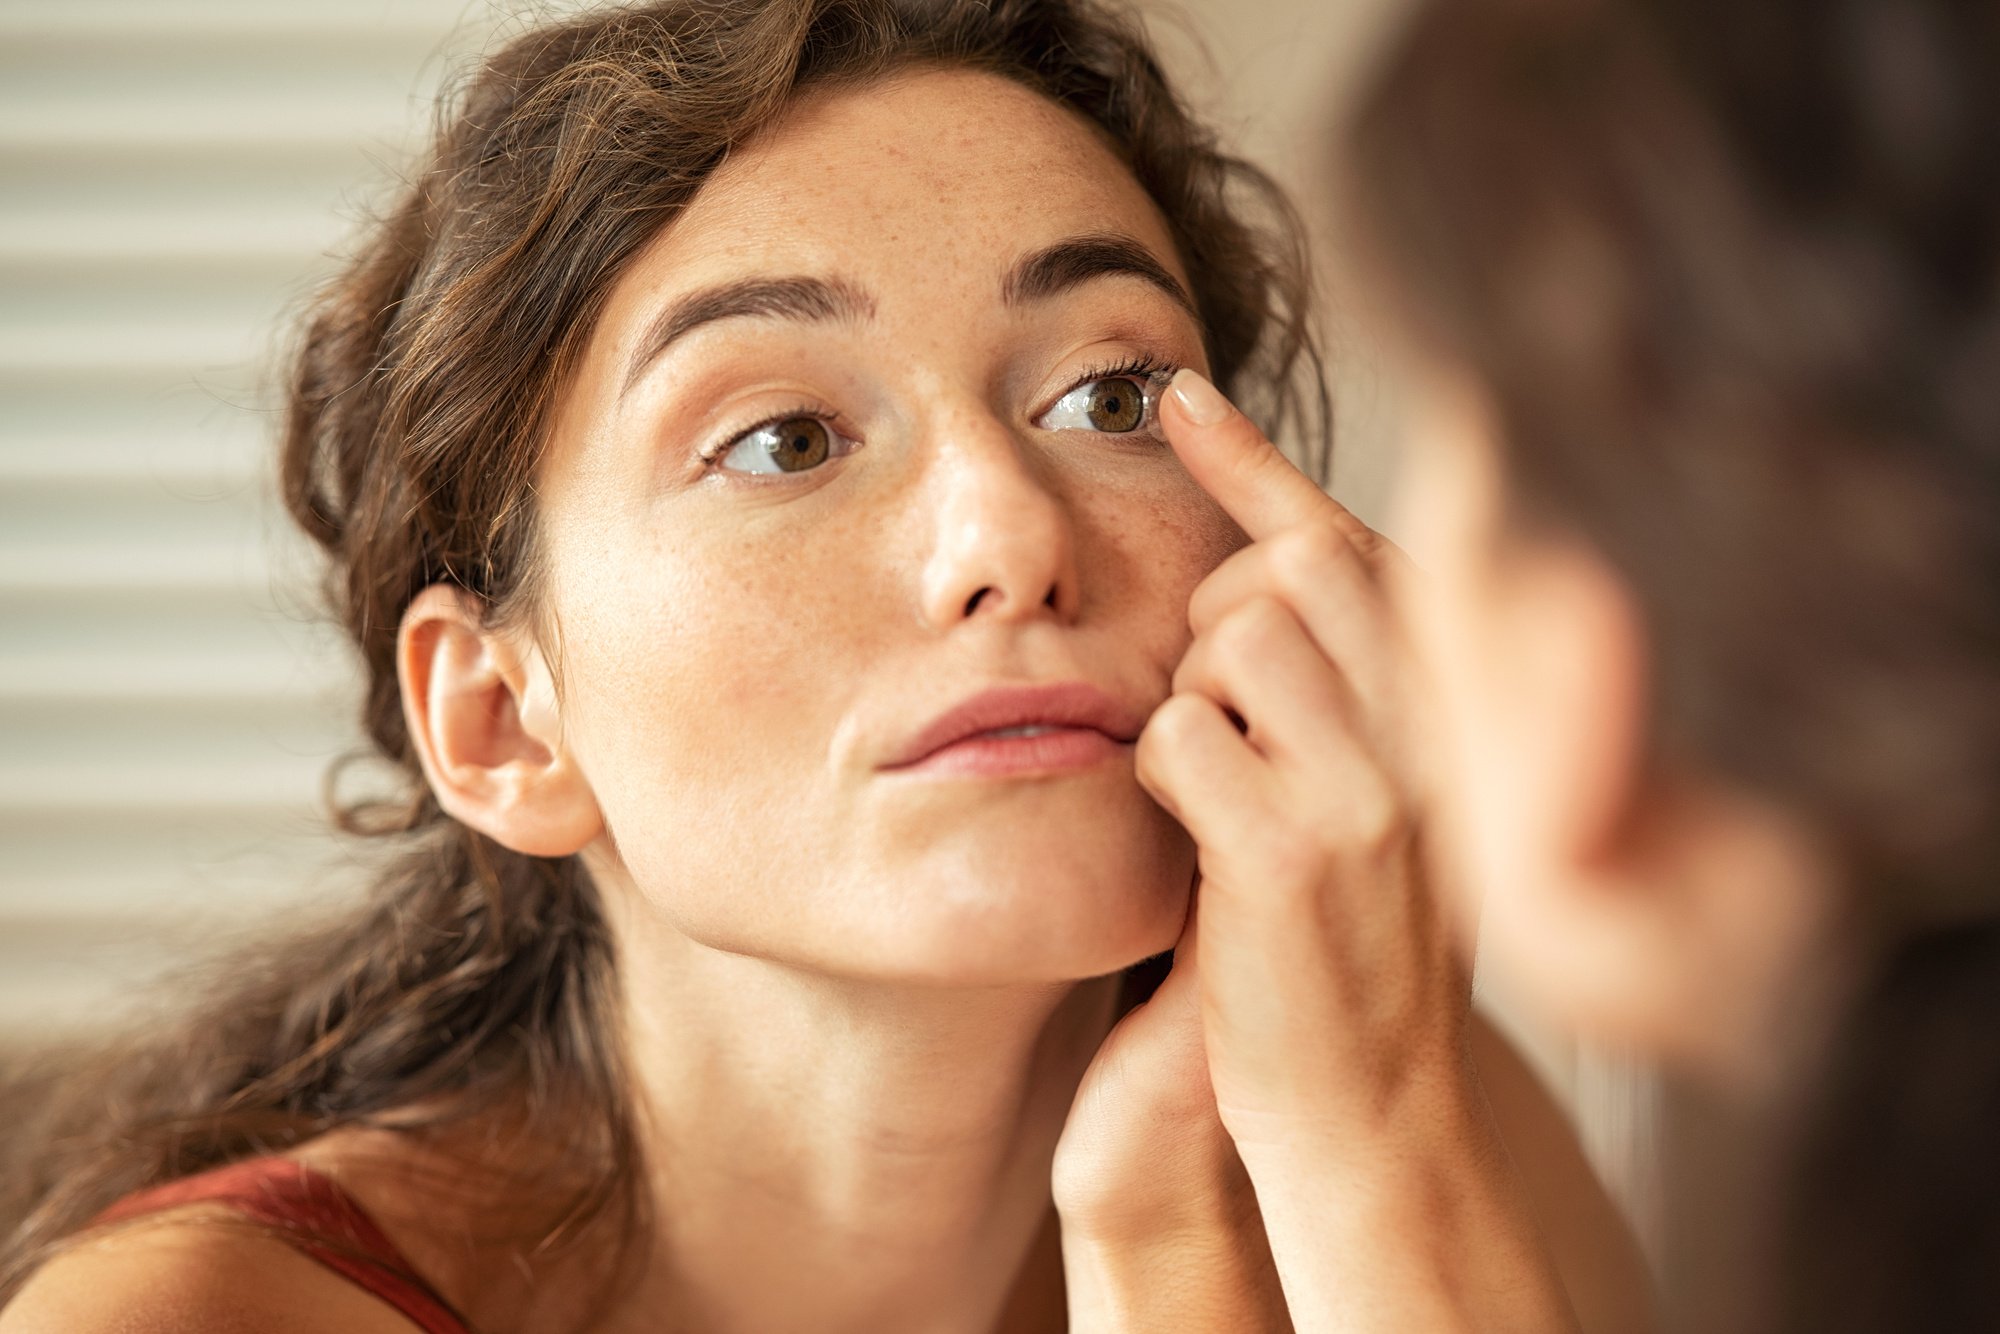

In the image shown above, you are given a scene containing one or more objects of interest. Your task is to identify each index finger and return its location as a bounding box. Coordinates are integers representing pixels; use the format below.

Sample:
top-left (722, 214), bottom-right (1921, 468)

top-left (1161, 368), bottom-right (1369, 547)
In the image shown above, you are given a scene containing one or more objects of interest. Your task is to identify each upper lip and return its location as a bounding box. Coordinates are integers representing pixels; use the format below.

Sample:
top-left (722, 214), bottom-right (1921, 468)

top-left (882, 682), bottom-right (1146, 769)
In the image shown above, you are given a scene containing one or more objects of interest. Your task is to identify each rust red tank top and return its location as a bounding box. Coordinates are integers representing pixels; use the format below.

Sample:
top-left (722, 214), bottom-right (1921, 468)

top-left (93, 1157), bottom-right (471, 1334)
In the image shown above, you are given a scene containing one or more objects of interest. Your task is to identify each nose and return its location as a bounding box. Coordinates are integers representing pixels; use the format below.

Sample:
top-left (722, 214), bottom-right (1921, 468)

top-left (917, 422), bottom-right (1080, 629)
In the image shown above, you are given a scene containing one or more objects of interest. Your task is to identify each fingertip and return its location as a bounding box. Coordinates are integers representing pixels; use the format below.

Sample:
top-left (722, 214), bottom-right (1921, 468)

top-left (1167, 367), bottom-right (1235, 426)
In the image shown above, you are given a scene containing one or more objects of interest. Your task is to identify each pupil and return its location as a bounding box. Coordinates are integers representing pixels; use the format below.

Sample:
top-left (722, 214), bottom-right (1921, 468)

top-left (768, 417), bottom-right (830, 472)
top-left (1087, 379), bottom-right (1143, 432)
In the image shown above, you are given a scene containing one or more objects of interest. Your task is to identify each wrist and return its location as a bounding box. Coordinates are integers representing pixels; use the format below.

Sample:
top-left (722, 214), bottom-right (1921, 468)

top-left (1055, 1166), bottom-right (1255, 1253)
top-left (1222, 1046), bottom-right (1486, 1180)
top-left (1054, 1109), bottom-right (1255, 1247)
top-left (1233, 1077), bottom-right (1509, 1258)
top-left (1228, 1086), bottom-right (1581, 1334)
top-left (1062, 1212), bottom-right (1289, 1334)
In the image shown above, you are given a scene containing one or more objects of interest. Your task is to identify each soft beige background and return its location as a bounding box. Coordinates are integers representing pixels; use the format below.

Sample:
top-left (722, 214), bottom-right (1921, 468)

top-left (0, 0), bottom-right (1653, 1249)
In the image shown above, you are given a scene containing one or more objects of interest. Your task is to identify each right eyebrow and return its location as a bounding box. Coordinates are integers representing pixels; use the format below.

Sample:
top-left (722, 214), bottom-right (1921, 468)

top-left (620, 275), bottom-right (876, 399)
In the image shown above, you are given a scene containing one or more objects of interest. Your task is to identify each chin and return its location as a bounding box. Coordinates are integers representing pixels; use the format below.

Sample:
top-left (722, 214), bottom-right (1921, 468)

top-left (867, 800), bottom-right (1196, 986)
top-left (619, 781), bottom-right (1196, 989)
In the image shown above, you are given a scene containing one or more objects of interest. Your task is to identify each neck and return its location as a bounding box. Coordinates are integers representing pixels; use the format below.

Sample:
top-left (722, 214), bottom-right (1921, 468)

top-left (601, 913), bottom-right (1120, 1334)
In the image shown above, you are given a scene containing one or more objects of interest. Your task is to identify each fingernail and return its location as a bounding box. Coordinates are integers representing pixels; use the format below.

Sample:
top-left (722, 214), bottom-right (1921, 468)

top-left (1169, 368), bottom-right (1233, 425)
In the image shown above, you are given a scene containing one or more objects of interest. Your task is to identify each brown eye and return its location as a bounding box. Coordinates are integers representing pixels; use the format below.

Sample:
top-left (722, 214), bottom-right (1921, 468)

top-left (766, 417), bottom-right (829, 472)
top-left (1033, 373), bottom-right (1163, 437)
top-left (1084, 378), bottom-right (1144, 432)
top-left (717, 415), bottom-right (845, 475)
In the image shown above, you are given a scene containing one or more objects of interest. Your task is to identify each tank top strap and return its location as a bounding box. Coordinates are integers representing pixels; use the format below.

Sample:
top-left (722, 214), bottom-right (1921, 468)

top-left (93, 1156), bottom-right (472, 1334)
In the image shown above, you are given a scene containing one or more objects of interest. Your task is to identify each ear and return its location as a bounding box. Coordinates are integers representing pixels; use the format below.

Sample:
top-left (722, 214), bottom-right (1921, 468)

top-left (397, 584), bottom-right (604, 858)
top-left (1472, 540), bottom-right (1675, 1039)
top-left (1488, 543), bottom-right (1830, 1073)
top-left (1498, 540), bottom-right (1651, 879)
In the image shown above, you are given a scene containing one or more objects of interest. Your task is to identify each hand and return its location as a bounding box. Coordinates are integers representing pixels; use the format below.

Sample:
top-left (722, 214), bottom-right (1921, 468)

top-left (1139, 369), bottom-right (1466, 1157)
top-left (1134, 369), bottom-right (1578, 1333)
top-left (1053, 910), bottom-right (1292, 1333)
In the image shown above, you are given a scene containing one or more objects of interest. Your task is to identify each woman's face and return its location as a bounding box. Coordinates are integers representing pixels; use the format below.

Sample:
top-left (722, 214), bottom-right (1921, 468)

top-left (532, 68), bottom-right (1237, 985)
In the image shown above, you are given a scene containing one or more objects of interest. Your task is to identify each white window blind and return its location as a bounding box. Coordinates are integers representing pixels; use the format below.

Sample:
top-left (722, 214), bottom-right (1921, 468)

top-left (0, 0), bottom-right (505, 1040)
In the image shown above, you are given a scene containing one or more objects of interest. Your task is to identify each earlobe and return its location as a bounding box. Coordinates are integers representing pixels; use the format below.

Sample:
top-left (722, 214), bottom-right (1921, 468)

top-left (397, 585), bottom-right (603, 858)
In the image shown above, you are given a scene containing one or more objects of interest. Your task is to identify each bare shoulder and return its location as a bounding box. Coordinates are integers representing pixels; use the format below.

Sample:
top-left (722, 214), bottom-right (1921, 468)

top-left (1470, 1012), bottom-right (1659, 1334)
top-left (0, 1206), bottom-right (425, 1334)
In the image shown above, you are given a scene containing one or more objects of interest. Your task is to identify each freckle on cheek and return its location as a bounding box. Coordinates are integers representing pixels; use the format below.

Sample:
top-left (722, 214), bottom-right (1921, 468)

top-left (1132, 485), bottom-right (1239, 577)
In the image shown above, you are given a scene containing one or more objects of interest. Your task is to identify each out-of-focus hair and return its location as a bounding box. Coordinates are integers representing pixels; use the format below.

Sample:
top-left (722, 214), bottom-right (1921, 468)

top-left (1351, 0), bottom-right (2000, 1328)
top-left (0, 0), bottom-right (1325, 1311)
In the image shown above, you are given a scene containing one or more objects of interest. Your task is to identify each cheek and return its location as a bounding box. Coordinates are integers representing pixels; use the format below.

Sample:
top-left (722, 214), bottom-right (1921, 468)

top-left (547, 511), bottom-right (884, 866)
top-left (1074, 458), bottom-right (1242, 656)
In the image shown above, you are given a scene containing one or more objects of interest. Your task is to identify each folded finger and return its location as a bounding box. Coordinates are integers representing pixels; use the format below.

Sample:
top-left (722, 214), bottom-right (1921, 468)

top-left (1135, 691), bottom-right (1276, 849)
top-left (1172, 595), bottom-right (1360, 771)
top-left (1187, 524), bottom-right (1404, 722)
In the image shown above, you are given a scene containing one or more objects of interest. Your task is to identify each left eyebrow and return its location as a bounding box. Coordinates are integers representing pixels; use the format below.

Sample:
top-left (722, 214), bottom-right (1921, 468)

top-left (1001, 232), bottom-right (1200, 323)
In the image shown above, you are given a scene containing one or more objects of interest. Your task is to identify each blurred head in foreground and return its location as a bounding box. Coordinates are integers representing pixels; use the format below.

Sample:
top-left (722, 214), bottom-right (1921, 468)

top-left (1351, 0), bottom-right (1998, 1326)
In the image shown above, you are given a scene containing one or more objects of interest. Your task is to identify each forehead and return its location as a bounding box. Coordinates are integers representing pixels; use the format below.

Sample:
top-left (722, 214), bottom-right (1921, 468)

top-left (598, 65), bottom-right (1188, 334)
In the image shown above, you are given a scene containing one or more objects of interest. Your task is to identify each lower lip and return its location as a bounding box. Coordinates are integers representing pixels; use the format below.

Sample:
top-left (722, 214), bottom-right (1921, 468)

top-left (893, 727), bottom-right (1126, 778)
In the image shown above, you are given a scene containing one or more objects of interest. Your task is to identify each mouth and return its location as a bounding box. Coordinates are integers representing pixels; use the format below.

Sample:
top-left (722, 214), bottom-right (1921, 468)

top-left (881, 682), bottom-right (1144, 779)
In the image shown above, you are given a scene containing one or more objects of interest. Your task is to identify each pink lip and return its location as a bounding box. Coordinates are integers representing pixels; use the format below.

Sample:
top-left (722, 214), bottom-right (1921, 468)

top-left (882, 682), bottom-right (1145, 778)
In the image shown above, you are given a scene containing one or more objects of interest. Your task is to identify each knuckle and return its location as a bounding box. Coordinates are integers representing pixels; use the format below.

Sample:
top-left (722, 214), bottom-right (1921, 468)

top-left (1249, 825), bottom-right (1328, 898)
top-left (1186, 550), bottom-right (1255, 635)
top-left (1337, 769), bottom-right (1413, 855)
top-left (1271, 522), bottom-right (1352, 592)
top-left (1241, 592), bottom-right (1293, 635)
top-left (1351, 525), bottom-right (1403, 569)
top-left (1272, 524), bottom-right (1368, 604)
top-left (1169, 639), bottom-right (1208, 698)
top-left (1204, 617), bottom-right (1253, 675)
top-left (1133, 724), bottom-right (1168, 795)
top-left (1186, 571), bottom-right (1229, 636)
top-left (1135, 700), bottom-right (1191, 790)
top-left (1210, 597), bottom-right (1286, 668)
top-left (1145, 691), bottom-right (1211, 753)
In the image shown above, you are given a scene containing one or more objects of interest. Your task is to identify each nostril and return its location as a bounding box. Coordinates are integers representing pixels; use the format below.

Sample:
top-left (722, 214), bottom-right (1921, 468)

top-left (958, 582), bottom-right (1061, 619)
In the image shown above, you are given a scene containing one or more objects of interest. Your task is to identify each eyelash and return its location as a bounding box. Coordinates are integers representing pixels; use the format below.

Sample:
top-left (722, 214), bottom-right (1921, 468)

top-left (1065, 354), bottom-right (1177, 396)
top-left (1058, 355), bottom-right (1177, 422)
top-left (694, 353), bottom-right (1182, 473)
top-left (696, 400), bottom-right (847, 469)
